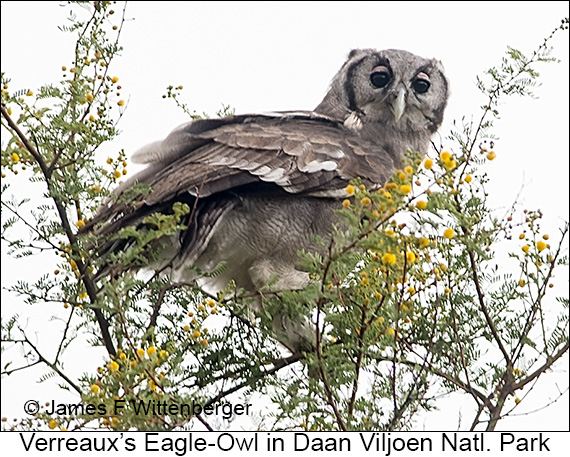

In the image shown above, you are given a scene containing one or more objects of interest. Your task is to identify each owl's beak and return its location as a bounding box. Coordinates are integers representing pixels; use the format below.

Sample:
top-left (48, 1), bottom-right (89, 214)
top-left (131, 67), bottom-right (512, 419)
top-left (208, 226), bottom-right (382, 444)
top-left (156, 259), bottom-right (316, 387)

top-left (389, 85), bottom-right (407, 123)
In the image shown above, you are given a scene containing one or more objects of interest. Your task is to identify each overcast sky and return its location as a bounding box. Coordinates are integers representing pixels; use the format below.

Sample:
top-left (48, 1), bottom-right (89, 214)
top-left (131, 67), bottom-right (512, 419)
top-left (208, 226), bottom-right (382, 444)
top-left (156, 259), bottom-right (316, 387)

top-left (1, 1), bottom-right (569, 438)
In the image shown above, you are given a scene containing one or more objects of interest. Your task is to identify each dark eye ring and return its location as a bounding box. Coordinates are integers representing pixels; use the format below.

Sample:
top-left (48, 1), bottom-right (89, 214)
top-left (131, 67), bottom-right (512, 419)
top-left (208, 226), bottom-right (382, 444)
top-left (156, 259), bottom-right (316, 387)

top-left (413, 73), bottom-right (430, 94)
top-left (370, 65), bottom-right (391, 88)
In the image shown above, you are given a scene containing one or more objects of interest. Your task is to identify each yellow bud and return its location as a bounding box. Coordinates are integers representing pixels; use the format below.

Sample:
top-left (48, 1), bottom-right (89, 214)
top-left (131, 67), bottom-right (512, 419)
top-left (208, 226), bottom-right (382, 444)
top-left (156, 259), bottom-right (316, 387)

top-left (542, 234), bottom-right (549, 240)
top-left (406, 251), bottom-right (416, 263)
top-left (11, 153), bottom-right (20, 163)
top-left (419, 237), bottom-right (430, 248)
top-left (200, 339), bottom-right (208, 347)
top-left (486, 151), bottom-right (496, 161)
top-left (361, 197), bottom-right (372, 206)
top-left (424, 158), bottom-right (433, 170)
top-left (522, 245), bottom-right (530, 254)
top-left (85, 93), bottom-right (94, 102)
top-left (519, 233), bottom-right (525, 240)
top-left (111, 76), bottom-right (119, 83)
top-left (464, 174), bottom-right (472, 183)
top-left (404, 166), bottom-right (414, 175)
top-left (345, 185), bottom-right (355, 195)
top-left (193, 330), bottom-right (201, 339)
top-left (26, 90), bottom-right (34, 97)
top-left (416, 200), bottom-right (427, 210)
top-left (439, 151), bottom-right (452, 163)
top-left (76, 220), bottom-right (85, 228)
top-left (48, 419), bottom-right (58, 430)
top-left (147, 346), bottom-right (156, 356)
top-left (381, 253), bottom-right (397, 265)
top-left (342, 199), bottom-right (351, 208)
top-left (137, 348), bottom-right (145, 357)
top-left (117, 100), bottom-right (124, 106)
top-left (91, 384), bottom-right (100, 394)
top-left (443, 228), bottom-right (454, 239)
top-left (400, 184), bottom-right (412, 194)
top-left (108, 361), bottom-right (119, 372)
top-left (385, 327), bottom-right (395, 336)
top-left (518, 279), bottom-right (525, 287)
top-left (536, 241), bottom-right (547, 252)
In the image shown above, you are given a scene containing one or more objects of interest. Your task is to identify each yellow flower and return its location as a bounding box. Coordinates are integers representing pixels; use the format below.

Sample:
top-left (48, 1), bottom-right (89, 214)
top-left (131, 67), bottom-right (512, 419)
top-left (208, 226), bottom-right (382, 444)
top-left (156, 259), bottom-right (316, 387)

top-left (11, 153), bottom-right (20, 163)
top-left (444, 288), bottom-right (451, 294)
top-left (117, 100), bottom-right (124, 106)
top-left (119, 352), bottom-right (126, 360)
top-left (61, 66), bottom-right (67, 71)
top-left (522, 245), bottom-right (530, 254)
top-left (518, 279), bottom-right (525, 288)
top-left (443, 228), bottom-right (454, 239)
top-left (419, 237), bottom-right (430, 248)
top-left (137, 348), bottom-right (145, 357)
top-left (160, 350), bottom-right (168, 358)
top-left (69, 259), bottom-right (78, 270)
top-left (359, 184), bottom-right (366, 191)
top-left (85, 93), bottom-right (94, 102)
top-left (486, 151), bottom-right (496, 161)
top-left (464, 174), bottom-right (472, 183)
top-left (89, 114), bottom-right (95, 121)
top-left (407, 286), bottom-right (416, 295)
top-left (404, 166), bottom-right (414, 175)
top-left (206, 299), bottom-right (216, 308)
top-left (519, 233), bottom-right (525, 240)
top-left (113, 170), bottom-right (122, 179)
top-left (439, 151), bottom-right (452, 163)
top-left (78, 292), bottom-right (88, 300)
top-left (200, 339), bottom-right (208, 347)
top-left (361, 197), bottom-right (371, 206)
top-left (76, 220), bottom-right (85, 228)
top-left (111, 76), bottom-right (119, 84)
top-left (536, 241), bottom-right (547, 252)
top-left (443, 160), bottom-right (456, 171)
top-left (193, 330), bottom-right (201, 339)
top-left (397, 171), bottom-right (406, 181)
top-left (90, 384), bottom-right (100, 394)
top-left (400, 185), bottom-right (411, 195)
top-left (381, 253), bottom-right (397, 265)
top-left (385, 327), bottom-right (395, 336)
top-left (542, 234), bottom-right (549, 240)
top-left (48, 419), bottom-right (58, 430)
top-left (416, 200), bottom-right (427, 210)
top-left (385, 182), bottom-right (398, 190)
top-left (514, 397), bottom-right (521, 405)
top-left (376, 316), bottom-right (385, 325)
top-left (342, 199), bottom-right (351, 208)
top-left (122, 168), bottom-right (127, 175)
top-left (424, 158), bottom-right (433, 170)
top-left (108, 361), bottom-right (119, 372)
top-left (26, 90), bottom-right (34, 97)
top-left (345, 184), bottom-right (355, 195)
top-left (406, 251), bottom-right (416, 263)
top-left (147, 346), bottom-right (156, 357)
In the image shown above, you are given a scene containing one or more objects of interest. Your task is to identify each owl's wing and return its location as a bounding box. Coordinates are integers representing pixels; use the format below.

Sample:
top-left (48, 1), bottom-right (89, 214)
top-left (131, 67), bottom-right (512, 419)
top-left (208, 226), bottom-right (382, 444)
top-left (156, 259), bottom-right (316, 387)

top-left (90, 113), bottom-right (395, 233)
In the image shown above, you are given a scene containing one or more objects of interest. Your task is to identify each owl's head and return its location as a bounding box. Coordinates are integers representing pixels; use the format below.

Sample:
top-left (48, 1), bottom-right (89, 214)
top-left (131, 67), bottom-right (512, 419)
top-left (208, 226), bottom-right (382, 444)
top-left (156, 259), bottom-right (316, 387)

top-left (316, 48), bottom-right (449, 136)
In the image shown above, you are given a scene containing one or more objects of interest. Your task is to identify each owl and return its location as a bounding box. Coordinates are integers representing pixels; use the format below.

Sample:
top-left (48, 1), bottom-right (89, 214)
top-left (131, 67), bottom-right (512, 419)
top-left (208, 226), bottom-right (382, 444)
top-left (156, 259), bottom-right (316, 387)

top-left (90, 49), bottom-right (449, 352)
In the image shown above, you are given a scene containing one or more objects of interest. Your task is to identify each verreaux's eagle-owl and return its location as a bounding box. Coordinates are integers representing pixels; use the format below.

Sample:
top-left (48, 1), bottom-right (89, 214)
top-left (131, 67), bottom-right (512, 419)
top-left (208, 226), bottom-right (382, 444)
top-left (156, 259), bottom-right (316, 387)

top-left (90, 49), bottom-right (449, 351)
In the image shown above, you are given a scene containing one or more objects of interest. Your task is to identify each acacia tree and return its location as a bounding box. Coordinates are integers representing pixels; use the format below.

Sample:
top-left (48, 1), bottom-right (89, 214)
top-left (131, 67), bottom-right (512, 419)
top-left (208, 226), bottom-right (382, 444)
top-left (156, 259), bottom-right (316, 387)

top-left (1, 2), bottom-right (568, 431)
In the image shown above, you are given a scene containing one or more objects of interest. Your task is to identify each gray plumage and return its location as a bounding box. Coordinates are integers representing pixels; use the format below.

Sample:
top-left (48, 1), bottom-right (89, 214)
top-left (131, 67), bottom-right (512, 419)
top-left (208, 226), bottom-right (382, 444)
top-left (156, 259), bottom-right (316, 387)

top-left (91, 48), bottom-right (449, 351)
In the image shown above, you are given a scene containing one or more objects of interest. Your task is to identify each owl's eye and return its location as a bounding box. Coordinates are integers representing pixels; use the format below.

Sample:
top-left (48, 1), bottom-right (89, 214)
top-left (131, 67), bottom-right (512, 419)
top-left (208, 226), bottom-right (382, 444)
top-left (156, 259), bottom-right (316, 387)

top-left (412, 73), bottom-right (430, 94)
top-left (370, 66), bottom-right (392, 88)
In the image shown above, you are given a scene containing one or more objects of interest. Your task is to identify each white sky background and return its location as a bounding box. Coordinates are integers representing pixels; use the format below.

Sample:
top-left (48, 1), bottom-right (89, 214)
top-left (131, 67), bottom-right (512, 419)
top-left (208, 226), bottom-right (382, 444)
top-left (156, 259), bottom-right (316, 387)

top-left (1, 0), bottom-right (569, 439)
